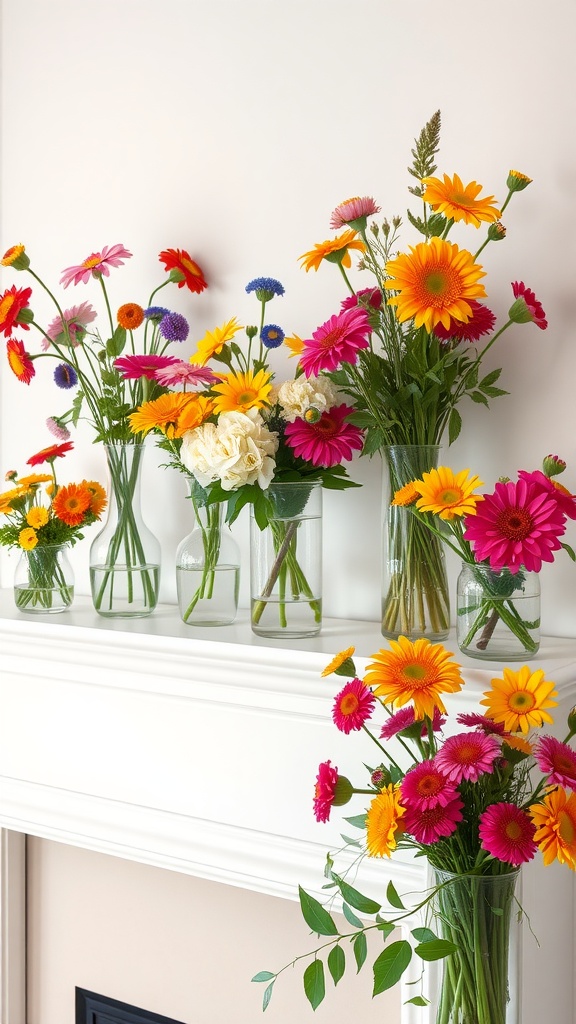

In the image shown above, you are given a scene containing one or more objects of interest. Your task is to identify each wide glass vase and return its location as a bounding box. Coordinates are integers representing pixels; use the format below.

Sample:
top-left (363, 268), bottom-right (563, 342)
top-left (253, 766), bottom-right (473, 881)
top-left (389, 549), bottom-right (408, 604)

top-left (89, 442), bottom-right (161, 618)
top-left (429, 868), bottom-right (520, 1024)
top-left (13, 542), bottom-right (74, 614)
top-left (176, 485), bottom-right (240, 626)
top-left (250, 481), bottom-right (322, 639)
top-left (381, 445), bottom-right (450, 641)
top-left (456, 561), bottom-right (540, 661)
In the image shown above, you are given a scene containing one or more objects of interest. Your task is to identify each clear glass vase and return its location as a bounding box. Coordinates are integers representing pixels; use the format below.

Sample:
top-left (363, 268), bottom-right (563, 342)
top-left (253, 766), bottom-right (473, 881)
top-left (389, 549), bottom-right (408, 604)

top-left (89, 443), bottom-right (161, 618)
top-left (456, 561), bottom-right (540, 661)
top-left (429, 868), bottom-right (520, 1024)
top-left (176, 485), bottom-right (240, 626)
top-left (250, 481), bottom-right (322, 639)
top-left (13, 542), bottom-right (74, 614)
top-left (381, 445), bottom-right (450, 641)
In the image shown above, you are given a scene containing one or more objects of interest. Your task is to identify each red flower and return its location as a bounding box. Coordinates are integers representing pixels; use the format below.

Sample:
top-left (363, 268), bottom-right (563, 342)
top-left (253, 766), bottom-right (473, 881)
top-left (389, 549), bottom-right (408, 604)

top-left (0, 285), bottom-right (33, 337)
top-left (284, 404), bottom-right (364, 468)
top-left (6, 338), bottom-right (35, 384)
top-left (27, 442), bottom-right (74, 466)
top-left (159, 249), bottom-right (208, 294)
top-left (433, 300), bottom-right (496, 343)
top-left (510, 280), bottom-right (548, 330)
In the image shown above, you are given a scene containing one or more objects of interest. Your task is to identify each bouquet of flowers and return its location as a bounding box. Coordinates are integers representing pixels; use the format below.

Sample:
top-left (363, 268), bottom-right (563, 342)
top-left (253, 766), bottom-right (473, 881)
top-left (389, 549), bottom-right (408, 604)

top-left (128, 277), bottom-right (365, 627)
top-left (393, 456), bottom-right (576, 658)
top-left (254, 639), bottom-right (576, 1024)
top-left (0, 441), bottom-right (106, 610)
top-left (294, 110), bottom-right (548, 642)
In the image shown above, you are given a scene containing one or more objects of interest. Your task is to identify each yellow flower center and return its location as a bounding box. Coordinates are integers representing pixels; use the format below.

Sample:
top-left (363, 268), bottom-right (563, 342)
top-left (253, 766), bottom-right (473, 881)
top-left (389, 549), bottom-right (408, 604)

top-left (8, 348), bottom-right (26, 375)
top-left (505, 820), bottom-right (523, 841)
top-left (559, 809), bottom-right (575, 845)
top-left (0, 294), bottom-right (15, 318)
top-left (340, 694), bottom-right (360, 716)
top-left (82, 255), bottom-right (102, 269)
top-left (508, 691), bottom-right (536, 712)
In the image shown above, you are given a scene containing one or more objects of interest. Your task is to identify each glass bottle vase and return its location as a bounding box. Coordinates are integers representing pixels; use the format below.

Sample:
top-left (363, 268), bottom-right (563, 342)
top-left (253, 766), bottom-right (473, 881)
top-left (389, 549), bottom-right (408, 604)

top-left (381, 445), bottom-right (450, 641)
top-left (89, 442), bottom-right (161, 618)
top-left (250, 481), bottom-right (322, 638)
top-left (456, 561), bottom-right (540, 661)
top-left (176, 486), bottom-right (240, 626)
top-left (13, 542), bottom-right (74, 614)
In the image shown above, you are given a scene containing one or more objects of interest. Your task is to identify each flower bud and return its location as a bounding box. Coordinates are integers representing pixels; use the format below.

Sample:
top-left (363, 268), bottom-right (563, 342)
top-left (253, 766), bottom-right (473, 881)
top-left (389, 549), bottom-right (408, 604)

top-left (487, 221), bottom-right (506, 241)
top-left (4, 469), bottom-right (17, 481)
top-left (245, 325), bottom-right (258, 340)
top-left (543, 454), bottom-right (566, 478)
top-left (507, 170), bottom-right (532, 192)
top-left (370, 766), bottom-right (391, 789)
top-left (304, 407), bottom-right (322, 424)
top-left (1, 244), bottom-right (30, 271)
top-left (567, 705), bottom-right (576, 739)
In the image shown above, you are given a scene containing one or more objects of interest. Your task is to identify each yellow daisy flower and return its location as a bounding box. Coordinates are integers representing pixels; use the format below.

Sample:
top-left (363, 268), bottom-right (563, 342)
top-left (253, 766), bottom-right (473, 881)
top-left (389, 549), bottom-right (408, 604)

top-left (283, 334), bottom-right (305, 358)
top-left (189, 318), bottom-right (244, 366)
top-left (129, 393), bottom-right (194, 437)
top-left (81, 480), bottom-right (107, 518)
top-left (530, 788), bottom-right (576, 869)
top-left (392, 482), bottom-right (419, 507)
top-left (365, 637), bottom-right (464, 720)
top-left (480, 666), bottom-right (558, 735)
top-left (0, 486), bottom-right (26, 513)
top-left (366, 785), bottom-right (405, 858)
top-left (19, 527), bottom-right (38, 550)
top-left (299, 229), bottom-right (365, 272)
top-left (384, 237), bottom-right (487, 333)
top-left (321, 646), bottom-right (356, 678)
top-left (212, 369), bottom-right (272, 414)
top-left (14, 473), bottom-right (52, 488)
top-left (26, 506), bottom-right (50, 529)
top-left (421, 173), bottom-right (501, 227)
top-left (413, 466), bottom-right (484, 520)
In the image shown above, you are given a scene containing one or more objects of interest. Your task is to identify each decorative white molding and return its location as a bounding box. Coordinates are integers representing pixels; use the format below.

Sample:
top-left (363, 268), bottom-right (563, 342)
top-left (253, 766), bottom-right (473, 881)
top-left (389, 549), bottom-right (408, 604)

top-left (0, 593), bottom-right (575, 1023)
top-left (0, 830), bottom-right (25, 1024)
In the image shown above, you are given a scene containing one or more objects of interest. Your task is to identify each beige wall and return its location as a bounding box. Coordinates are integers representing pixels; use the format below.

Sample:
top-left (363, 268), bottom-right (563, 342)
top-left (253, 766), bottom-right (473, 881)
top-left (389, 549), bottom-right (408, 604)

top-left (26, 837), bottom-right (399, 1024)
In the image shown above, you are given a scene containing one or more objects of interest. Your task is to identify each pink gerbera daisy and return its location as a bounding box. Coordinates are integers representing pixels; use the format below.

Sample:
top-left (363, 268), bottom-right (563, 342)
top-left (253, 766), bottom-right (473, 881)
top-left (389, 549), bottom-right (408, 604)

top-left (534, 735), bottom-right (576, 791)
top-left (340, 287), bottom-right (383, 313)
top-left (380, 706), bottom-right (445, 741)
top-left (403, 794), bottom-right (463, 844)
top-left (284, 404), bottom-right (364, 468)
top-left (456, 712), bottom-right (506, 736)
top-left (400, 760), bottom-right (458, 810)
top-left (313, 760), bottom-right (347, 823)
top-left (517, 468), bottom-right (576, 521)
top-left (509, 280), bottom-right (548, 330)
top-left (60, 243), bottom-right (132, 288)
top-left (479, 802), bottom-right (537, 865)
top-left (332, 678), bottom-right (376, 733)
top-left (433, 300), bottom-right (496, 343)
top-left (114, 354), bottom-right (180, 380)
top-left (463, 475), bottom-right (566, 573)
top-left (154, 361), bottom-right (217, 388)
top-left (299, 307), bottom-right (372, 377)
top-left (44, 301), bottom-right (98, 350)
top-left (435, 731), bottom-right (500, 783)
top-left (329, 196), bottom-right (381, 230)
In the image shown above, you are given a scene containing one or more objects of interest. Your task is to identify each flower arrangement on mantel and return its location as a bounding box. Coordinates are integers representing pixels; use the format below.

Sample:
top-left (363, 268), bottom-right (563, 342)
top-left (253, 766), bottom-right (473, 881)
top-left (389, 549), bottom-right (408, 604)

top-left (254, 639), bottom-right (576, 1023)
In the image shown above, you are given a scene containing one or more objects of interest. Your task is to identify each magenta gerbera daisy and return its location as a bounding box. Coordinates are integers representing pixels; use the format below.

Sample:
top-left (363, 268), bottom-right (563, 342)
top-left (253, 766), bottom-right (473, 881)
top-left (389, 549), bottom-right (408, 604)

top-left (400, 760), bottom-right (458, 810)
top-left (299, 307), bottom-right (372, 377)
top-left (435, 731), bottom-right (500, 783)
top-left (340, 287), bottom-right (383, 313)
top-left (517, 468), bottom-right (576, 521)
top-left (154, 361), bottom-right (217, 388)
top-left (284, 404), bottom-right (364, 468)
top-left (433, 300), bottom-right (496, 343)
top-left (60, 243), bottom-right (132, 288)
top-left (380, 706), bottom-right (445, 741)
top-left (403, 794), bottom-right (463, 844)
top-left (479, 802), bottom-right (537, 865)
top-left (332, 678), bottom-right (376, 733)
top-left (113, 354), bottom-right (180, 380)
top-left (313, 760), bottom-right (347, 823)
top-left (509, 280), bottom-right (548, 330)
top-left (463, 475), bottom-right (566, 573)
top-left (456, 712), bottom-right (506, 735)
top-left (329, 196), bottom-right (381, 230)
top-left (534, 736), bottom-right (576, 791)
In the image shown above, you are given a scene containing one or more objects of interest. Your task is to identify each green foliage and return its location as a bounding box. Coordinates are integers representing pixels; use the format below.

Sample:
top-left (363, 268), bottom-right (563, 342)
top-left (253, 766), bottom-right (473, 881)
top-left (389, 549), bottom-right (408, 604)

top-left (407, 109), bottom-right (441, 195)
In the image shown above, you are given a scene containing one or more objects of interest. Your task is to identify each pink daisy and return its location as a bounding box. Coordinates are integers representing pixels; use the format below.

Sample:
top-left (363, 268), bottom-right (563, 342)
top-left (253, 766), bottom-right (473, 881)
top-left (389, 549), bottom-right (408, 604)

top-left (340, 287), bottom-right (383, 312)
top-left (456, 712), bottom-right (506, 736)
top-left (332, 678), bottom-right (376, 733)
top-left (154, 361), bottom-right (217, 388)
top-left (299, 307), bottom-right (372, 377)
top-left (534, 736), bottom-right (576, 791)
top-left (403, 794), bottom-right (463, 844)
top-left (400, 760), bottom-right (459, 810)
top-left (479, 802), bottom-right (537, 865)
top-left (463, 475), bottom-right (566, 573)
top-left (313, 760), bottom-right (339, 823)
top-left (284, 404), bottom-right (364, 468)
top-left (330, 196), bottom-right (381, 230)
top-left (44, 301), bottom-right (98, 350)
top-left (433, 300), bottom-right (496, 343)
top-left (380, 706), bottom-right (445, 741)
top-left (46, 416), bottom-right (71, 441)
top-left (114, 354), bottom-right (179, 380)
top-left (510, 280), bottom-right (548, 330)
top-left (435, 731), bottom-right (500, 783)
top-left (60, 243), bottom-right (132, 288)
top-left (517, 468), bottom-right (576, 521)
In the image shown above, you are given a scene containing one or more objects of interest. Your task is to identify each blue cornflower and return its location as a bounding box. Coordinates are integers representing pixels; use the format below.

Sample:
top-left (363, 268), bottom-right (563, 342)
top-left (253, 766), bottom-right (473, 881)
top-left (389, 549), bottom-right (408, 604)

top-left (159, 312), bottom-right (190, 342)
top-left (261, 324), bottom-right (285, 349)
top-left (245, 277), bottom-right (285, 301)
top-left (53, 362), bottom-right (78, 389)
top-left (144, 305), bottom-right (170, 322)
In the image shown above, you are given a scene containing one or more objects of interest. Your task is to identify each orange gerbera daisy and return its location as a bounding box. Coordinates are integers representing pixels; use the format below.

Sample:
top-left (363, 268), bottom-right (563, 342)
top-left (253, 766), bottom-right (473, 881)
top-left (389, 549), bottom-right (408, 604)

top-left (321, 646), bottom-right (356, 678)
top-left (174, 394), bottom-right (214, 436)
top-left (81, 480), bottom-right (107, 518)
top-left (366, 785), bottom-right (405, 858)
top-left (530, 787), bottom-right (576, 869)
top-left (1, 244), bottom-right (29, 270)
top-left (299, 229), bottom-right (365, 272)
top-left (128, 393), bottom-right (195, 437)
top-left (190, 318), bottom-right (244, 366)
top-left (211, 369), bottom-right (272, 414)
top-left (392, 482), bottom-right (419, 507)
top-left (421, 173), bottom-right (501, 227)
top-left (158, 248), bottom-right (207, 294)
top-left (6, 338), bottom-right (35, 384)
top-left (117, 303), bottom-right (144, 330)
top-left (481, 667), bottom-right (558, 735)
top-left (384, 237), bottom-right (487, 333)
top-left (365, 637), bottom-right (464, 720)
top-left (413, 466), bottom-right (484, 520)
top-left (53, 483), bottom-right (92, 526)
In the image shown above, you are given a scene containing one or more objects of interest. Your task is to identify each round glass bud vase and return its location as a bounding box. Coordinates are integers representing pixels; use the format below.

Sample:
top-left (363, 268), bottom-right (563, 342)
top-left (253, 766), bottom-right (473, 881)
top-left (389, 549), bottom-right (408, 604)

top-left (456, 561), bottom-right (540, 661)
top-left (13, 542), bottom-right (74, 614)
top-left (250, 480), bottom-right (322, 639)
top-left (176, 492), bottom-right (240, 627)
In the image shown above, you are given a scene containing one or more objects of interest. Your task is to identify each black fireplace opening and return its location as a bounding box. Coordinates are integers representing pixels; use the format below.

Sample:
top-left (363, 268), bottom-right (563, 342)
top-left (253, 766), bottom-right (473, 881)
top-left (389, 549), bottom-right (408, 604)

top-left (75, 988), bottom-right (187, 1024)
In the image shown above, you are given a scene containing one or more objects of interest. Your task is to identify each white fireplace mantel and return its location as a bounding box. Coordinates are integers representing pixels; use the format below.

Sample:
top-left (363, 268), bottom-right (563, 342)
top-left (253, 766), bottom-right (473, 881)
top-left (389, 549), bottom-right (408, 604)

top-left (1, 592), bottom-right (576, 1024)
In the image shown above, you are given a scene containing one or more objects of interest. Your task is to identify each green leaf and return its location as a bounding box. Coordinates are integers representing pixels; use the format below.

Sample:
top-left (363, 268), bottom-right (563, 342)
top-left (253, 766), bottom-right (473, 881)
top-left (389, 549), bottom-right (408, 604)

top-left (252, 971), bottom-right (275, 983)
top-left (342, 902), bottom-right (364, 929)
top-left (262, 982), bottom-right (274, 1012)
top-left (448, 407), bottom-right (462, 445)
top-left (405, 996), bottom-right (430, 1007)
top-left (327, 944), bottom-right (345, 986)
top-left (353, 931), bottom-right (367, 973)
top-left (376, 917), bottom-right (395, 941)
top-left (386, 880), bottom-right (405, 910)
top-left (324, 852), bottom-right (334, 880)
top-left (372, 940), bottom-right (412, 995)
top-left (299, 886), bottom-right (339, 936)
top-left (334, 876), bottom-right (381, 916)
top-left (415, 938), bottom-right (458, 961)
top-left (106, 325), bottom-right (127, 357)
top-left (340, 835), bottom-right (362, 848)
top-left (411, 927), bottom-right (437, 943)
top-left (303, 960), bottom-right (325, 1010)
top-left (470, 390), bottom-right (489, 406)
top-left (343, 813), bottom-right (367, 830)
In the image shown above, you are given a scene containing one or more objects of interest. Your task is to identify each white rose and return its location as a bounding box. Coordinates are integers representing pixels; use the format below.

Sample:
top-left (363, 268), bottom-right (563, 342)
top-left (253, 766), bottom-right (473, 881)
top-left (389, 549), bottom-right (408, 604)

top-left (180, 409), bottom-right (278, 491)
top-left (277, 376), bottom-right (339, 422)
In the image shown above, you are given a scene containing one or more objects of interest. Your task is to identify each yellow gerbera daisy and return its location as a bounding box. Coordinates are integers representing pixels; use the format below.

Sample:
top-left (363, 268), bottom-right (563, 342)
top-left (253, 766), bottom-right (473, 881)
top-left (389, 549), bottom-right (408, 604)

top-left (26, 506), bottom-right (50, 529)
top-left (189, 318), bottom-right (244, 366)
top-left (174, 394), bottom-right (214, 436)
top-left (129, 393), bottom-right (194, 437)
top-left (0, 486), bottom-right (26, 513)
top-left (502, 733), bottom-right (533, 756)
top-left (299, 229), bottom-right (365, 273)
top-left (530, 787), bottom-right (576, 869)
top-left (413, 467), bottom-right (484, 520)
top-left (366, 785), bottom-right (405, 858)
top-left (284, 334), bottom-right (305, 358)
top-left (392, 482), bottom-right (419, 507)
top-left (14, 473), bottom-right (52, 488)
top-left (365, 637), bottom-right (464, 720)
top-left (19, 527), bottom-right (38, 550)
top-left (81, 480), bottom-right (108, 518)
top-left (421, 173), bottom-right (501, 227)
top-left (321, 646), bottom-right (356, 678)
top-left (212, 369), bottom-right (272, 414)
top-left (480, 666), bottom-right (558, 735)
top-left (384, 237), bottom-right (487, 333)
